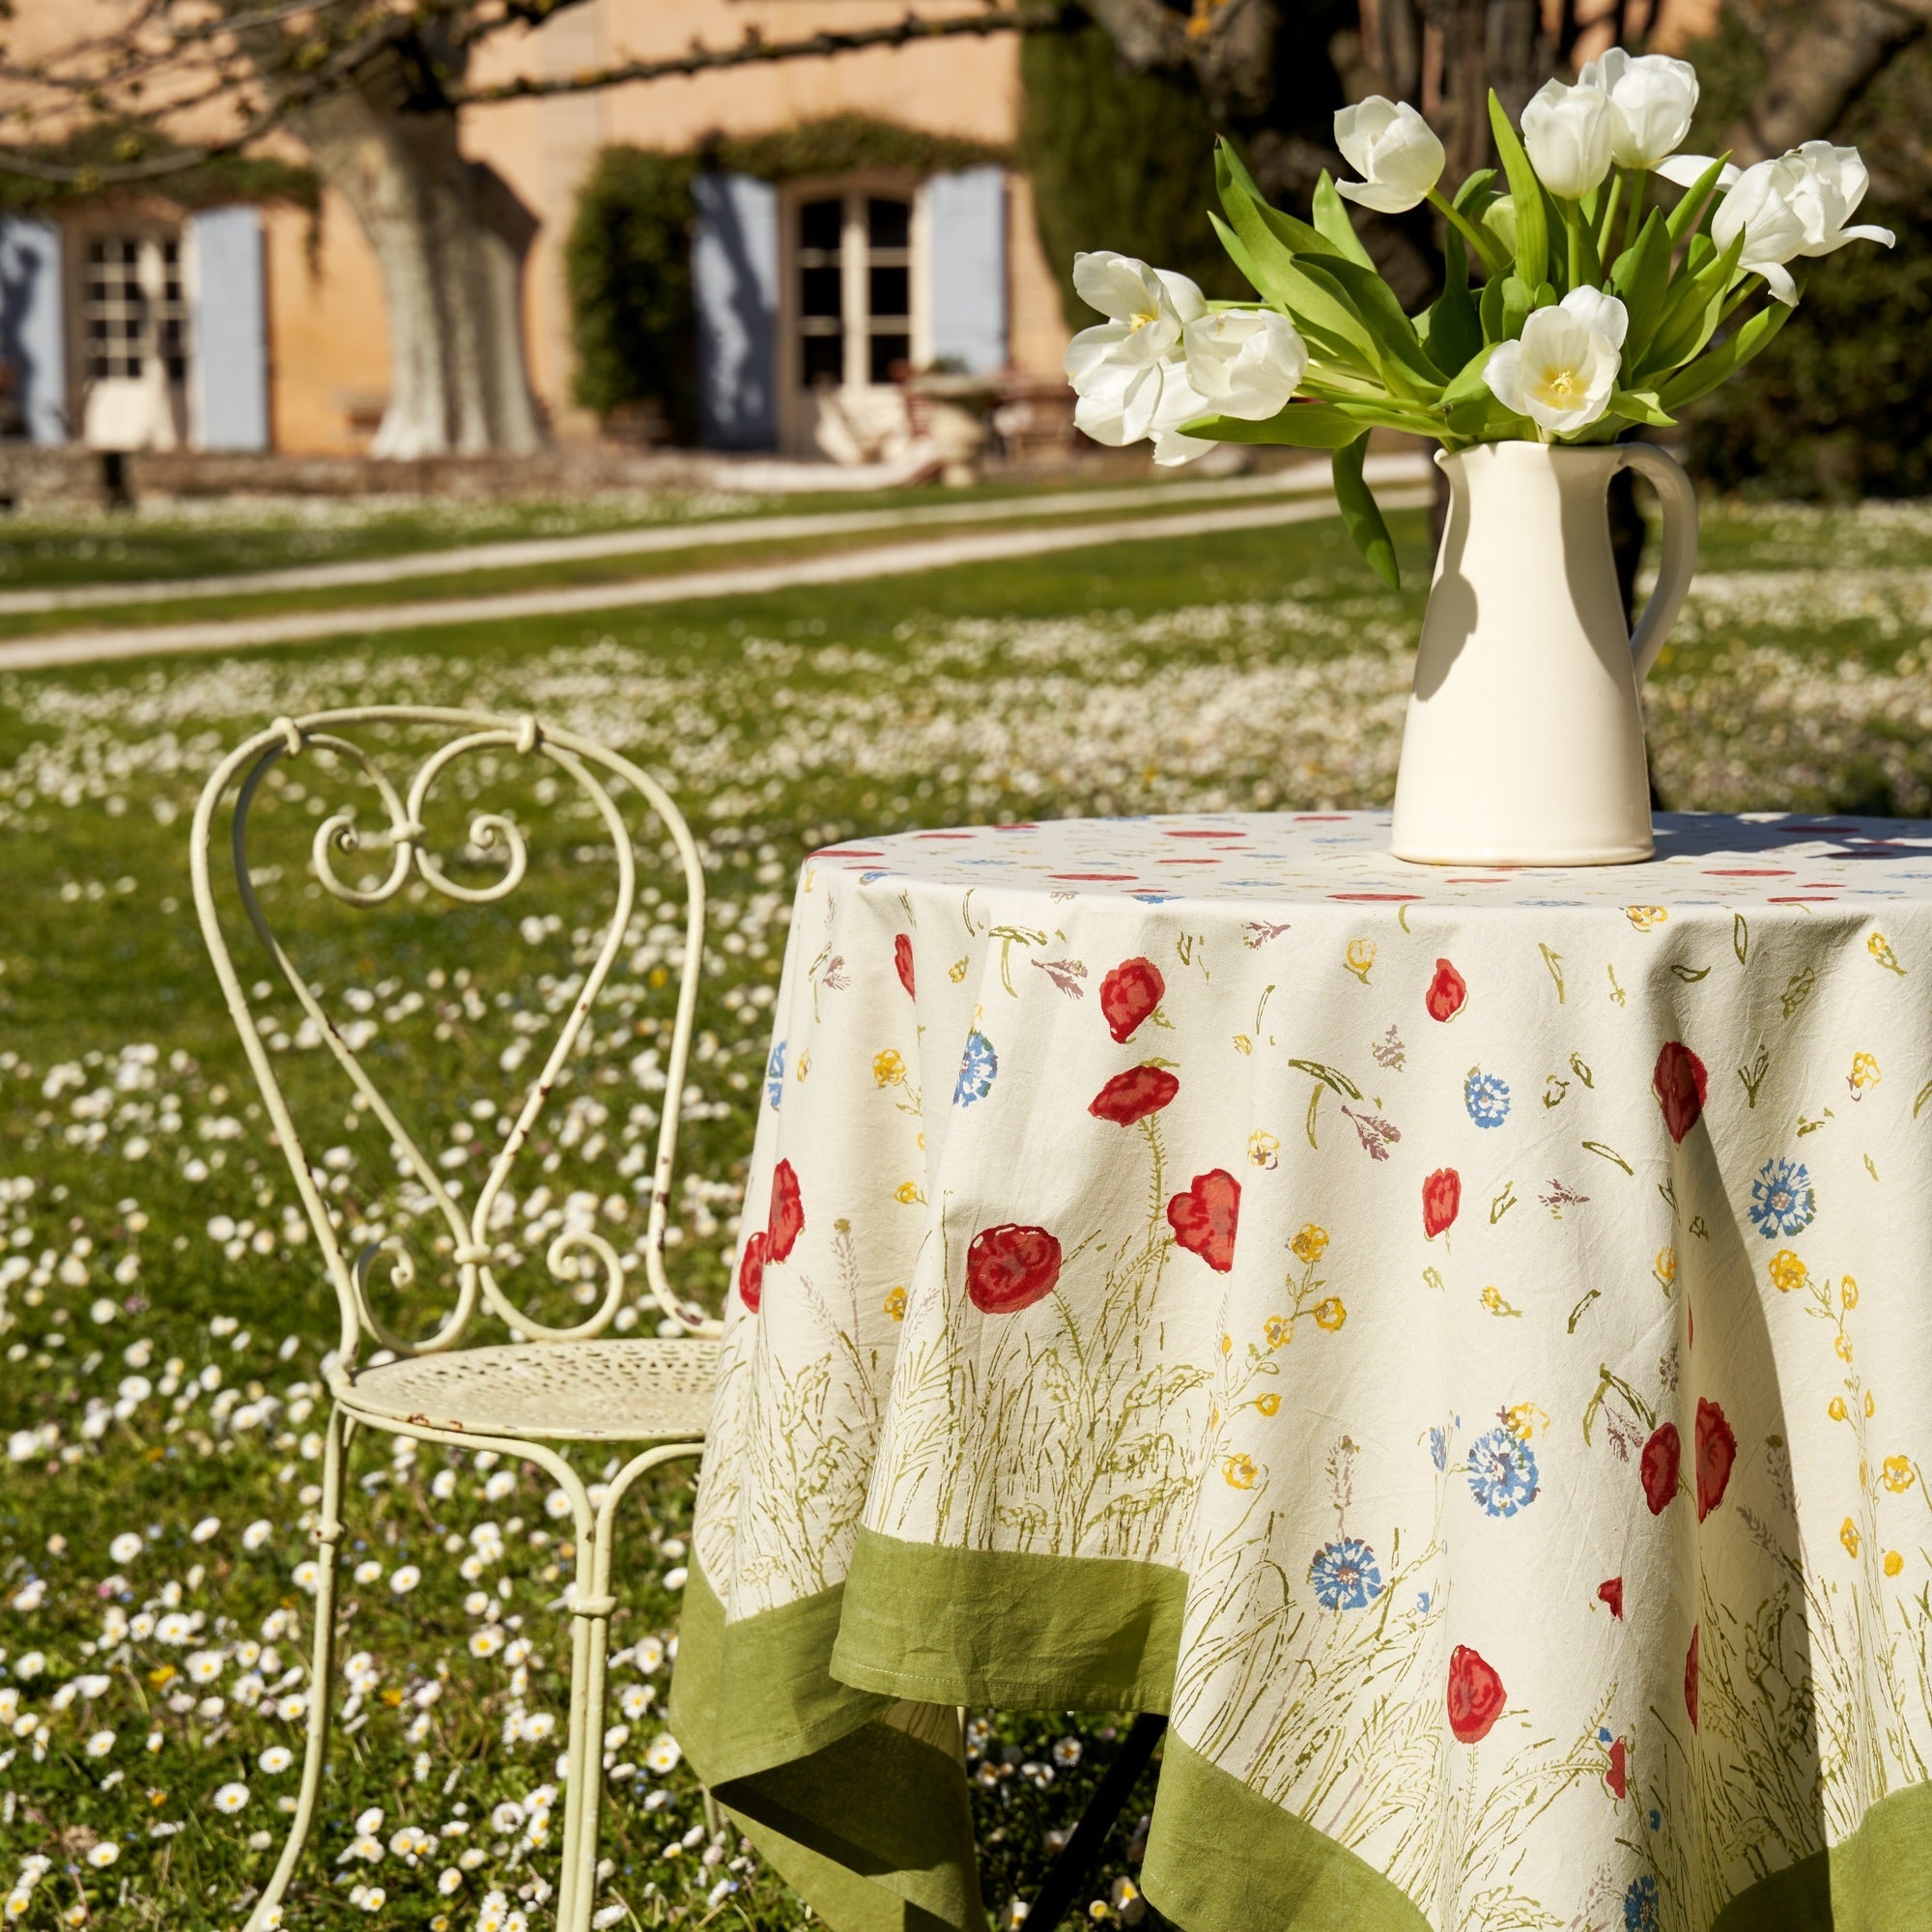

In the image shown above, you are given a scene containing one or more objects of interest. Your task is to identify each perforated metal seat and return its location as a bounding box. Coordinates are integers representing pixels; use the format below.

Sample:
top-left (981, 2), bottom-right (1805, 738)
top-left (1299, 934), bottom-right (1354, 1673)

top-left (335, 1338), bottom-right (721, 1442)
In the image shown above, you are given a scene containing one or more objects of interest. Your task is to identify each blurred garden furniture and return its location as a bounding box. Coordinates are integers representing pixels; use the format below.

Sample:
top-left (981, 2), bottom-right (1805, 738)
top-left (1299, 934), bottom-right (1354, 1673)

top-left (190, 709), bottom-right (721, 1932)
top-left (673, 809), bottom-right (1932, 1929)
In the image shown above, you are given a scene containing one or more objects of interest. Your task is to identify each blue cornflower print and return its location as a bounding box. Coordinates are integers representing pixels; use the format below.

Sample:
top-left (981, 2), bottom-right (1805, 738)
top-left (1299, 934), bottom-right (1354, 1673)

top-left (1463, 1068), bottom-right (1511, 1128)
top-left (1624, 1874), bottom-right (1661, 1931)
top-left (1428, 1425), bottom-right (1450, 1471)
top-left (1308, 1537), bottom-right (1382, 1610)
top-left (765, 1041), bottom-right (786, 1111)
top-left (1748, 1156), bottom-right (1815, 1238)
top-left (953, 1030), bottom-right (998, 1107)
top-left (1466, 1426), bottom-right (1540, 1518)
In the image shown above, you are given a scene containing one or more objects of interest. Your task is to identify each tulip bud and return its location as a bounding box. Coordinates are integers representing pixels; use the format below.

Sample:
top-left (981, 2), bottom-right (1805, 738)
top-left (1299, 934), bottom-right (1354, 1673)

top-left (1333, 98), bottom-right (1446, 214)
top-left (1521, 78), bottom-right (1616, 200)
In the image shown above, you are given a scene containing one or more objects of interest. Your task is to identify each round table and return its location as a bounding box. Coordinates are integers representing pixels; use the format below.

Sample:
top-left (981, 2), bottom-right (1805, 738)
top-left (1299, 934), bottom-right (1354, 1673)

top-left (668, 810), bottom-right (1932, 1932)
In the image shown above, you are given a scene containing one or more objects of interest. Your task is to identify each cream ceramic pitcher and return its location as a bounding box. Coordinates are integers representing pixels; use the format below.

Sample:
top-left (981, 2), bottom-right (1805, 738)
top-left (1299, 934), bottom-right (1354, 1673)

top-left (1389, 440), bottom-right (1698, 867)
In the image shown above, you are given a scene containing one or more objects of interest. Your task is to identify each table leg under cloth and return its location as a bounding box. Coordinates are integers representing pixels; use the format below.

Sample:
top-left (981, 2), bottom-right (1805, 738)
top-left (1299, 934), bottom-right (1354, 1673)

top-left (670, 812), bottom-right (1932, 1930)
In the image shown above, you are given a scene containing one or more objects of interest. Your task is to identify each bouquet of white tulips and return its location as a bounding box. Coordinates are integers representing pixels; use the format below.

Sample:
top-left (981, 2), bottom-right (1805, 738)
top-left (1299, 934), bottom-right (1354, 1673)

top-left (1065, 49), bottom-right (1895, 585)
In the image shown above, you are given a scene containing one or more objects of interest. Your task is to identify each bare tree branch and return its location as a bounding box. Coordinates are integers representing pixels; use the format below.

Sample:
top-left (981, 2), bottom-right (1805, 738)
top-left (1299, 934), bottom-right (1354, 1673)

top-left (1727, 0), bottom-right (1932, 163)
top-left (454, 7), bottom-right (1037, 105)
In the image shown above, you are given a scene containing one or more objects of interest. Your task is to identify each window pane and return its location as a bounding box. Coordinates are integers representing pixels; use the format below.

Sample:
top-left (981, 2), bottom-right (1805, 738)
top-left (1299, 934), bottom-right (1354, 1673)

top-left (801, 265), bottom-right (841, 319)
top-left (800, 198), bottom-right (842, 252)
top-left (804, 332), bottom-right (844, 386)
top-left (868, 265), bottom-right (909, 320)
top-left (867, 197), bottom-right (910, 249)
top-left (868, 333), bottom-right (910, 384)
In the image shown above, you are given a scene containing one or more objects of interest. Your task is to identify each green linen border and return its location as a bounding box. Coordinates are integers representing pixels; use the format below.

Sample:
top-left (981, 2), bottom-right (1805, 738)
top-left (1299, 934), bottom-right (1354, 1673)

top-left (829, 1525), bottom-right (1187, 1709)
top-left (1710, 1778), bottom-right (1932, 1930)
top-left (670, 1558), bottom-right (984, 1932)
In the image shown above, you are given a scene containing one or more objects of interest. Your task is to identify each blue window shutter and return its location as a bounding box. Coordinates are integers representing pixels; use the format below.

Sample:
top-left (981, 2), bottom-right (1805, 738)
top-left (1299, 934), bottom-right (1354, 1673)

top-left (0, 218), bottom-right (68, 444)
top-left (188, 206), bottom-right (269, 451)
top-left (692, 174), bottom-right (779, 450)
top-left (927, 168), bottom-right (1008, 376)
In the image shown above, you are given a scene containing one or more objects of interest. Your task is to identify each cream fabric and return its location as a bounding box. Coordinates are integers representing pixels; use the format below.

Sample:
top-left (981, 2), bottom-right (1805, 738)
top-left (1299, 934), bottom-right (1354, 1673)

top-left (693, 810), bottom-right (1932, 1927)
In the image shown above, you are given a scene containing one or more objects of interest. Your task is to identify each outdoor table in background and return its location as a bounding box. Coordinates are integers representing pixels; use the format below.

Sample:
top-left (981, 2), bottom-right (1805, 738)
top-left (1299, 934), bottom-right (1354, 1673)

top-left (668, 811), bottom-right (1932, 1932)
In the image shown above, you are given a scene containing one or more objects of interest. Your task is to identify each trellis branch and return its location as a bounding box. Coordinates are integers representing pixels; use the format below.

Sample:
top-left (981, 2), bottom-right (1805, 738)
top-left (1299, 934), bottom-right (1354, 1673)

top-left (454, 7), bottom-right (1037, 105)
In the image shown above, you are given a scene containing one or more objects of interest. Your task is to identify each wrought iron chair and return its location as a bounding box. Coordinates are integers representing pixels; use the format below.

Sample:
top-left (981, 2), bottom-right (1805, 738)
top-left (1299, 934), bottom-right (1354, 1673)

top-left (189, 709), bottom-right (722, 1932)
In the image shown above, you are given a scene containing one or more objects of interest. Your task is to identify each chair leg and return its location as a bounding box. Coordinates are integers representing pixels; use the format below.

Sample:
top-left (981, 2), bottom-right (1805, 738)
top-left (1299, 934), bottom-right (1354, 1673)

top-left (556, 1584), bottom-right (616, 1932)
top-left (243, 1407), bottom-right (351, 1931)
top-left (1025, 1712), bottom-right (1166, 1930)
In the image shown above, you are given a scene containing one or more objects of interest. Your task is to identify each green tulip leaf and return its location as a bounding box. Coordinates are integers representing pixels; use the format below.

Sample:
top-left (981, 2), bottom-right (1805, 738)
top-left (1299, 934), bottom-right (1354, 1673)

top-left (1665, 153), bottom-right (1733, 247)
top-left (1311, 172), bottom-right (1378, 270)
top-left (1333, 436), bottom-right (1401, 590)
top-left (1610, 209), bottom-right (1673, 363)
top-left (1605, 389), bottom-right (1677, 427)
top-left (1657, 299), bottom-right (1796, 410)
top-left (1488, 90), bottom-right (1548, 291)
top-left (1179, 402), bottom-right (1368, 448)
top-left (1439, 342), bottom-right (1501, 409)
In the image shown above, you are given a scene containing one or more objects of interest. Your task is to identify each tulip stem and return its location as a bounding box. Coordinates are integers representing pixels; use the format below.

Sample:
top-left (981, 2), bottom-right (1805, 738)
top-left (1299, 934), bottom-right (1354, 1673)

top-left (1623, 167), bottom-right (1647, 258)
top-left (1566, 203), bottom-right (1584, 291)
top-left (1596, 174), bottom-right (1624, 262)
top-left (1427, 188), bottom-right (1507, 279)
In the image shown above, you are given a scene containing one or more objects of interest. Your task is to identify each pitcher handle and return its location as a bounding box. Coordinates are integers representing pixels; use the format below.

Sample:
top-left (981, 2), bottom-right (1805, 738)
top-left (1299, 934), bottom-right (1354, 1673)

top-left (1616, 443), bottom-right (1698, 684)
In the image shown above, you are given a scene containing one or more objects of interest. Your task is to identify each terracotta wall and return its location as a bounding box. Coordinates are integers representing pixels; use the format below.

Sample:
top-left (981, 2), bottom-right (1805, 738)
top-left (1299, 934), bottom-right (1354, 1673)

top-left (260, 0), bottom-right (1723, 454)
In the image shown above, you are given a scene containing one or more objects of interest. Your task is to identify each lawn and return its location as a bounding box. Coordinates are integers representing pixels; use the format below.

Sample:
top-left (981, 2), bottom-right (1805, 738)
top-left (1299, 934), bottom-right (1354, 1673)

top-left (2, 491), bottom-right (1931, 1932)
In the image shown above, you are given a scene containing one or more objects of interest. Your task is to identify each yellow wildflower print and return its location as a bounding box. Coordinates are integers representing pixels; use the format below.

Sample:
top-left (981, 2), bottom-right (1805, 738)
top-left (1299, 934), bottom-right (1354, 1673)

top-left (1220, 1332), bottom-right (1233, 1356)
top-left (1480, 1285), bottom-right (1523, 1318)
top-left (1222, 1453), bottom-right (1258, 1491)
top-left (1248, 1131), bottom-right (1281, 1170)
top-left (1841, 1518), bottom-right (1861, 1559)
top-left (1886, 1550), bottom-right (1906, 1577)
top-left (872, 1049), bottom-right (906, 1088)
top-left (1868, 931), bottom-right (1906, 976)
top-left (1264, 1315), bottom-right (1293, 1349)
top-left (1313, 1297), bottom-right (1347, 1331)
top-left (1291, 1223), bottom-right (1329, 1265)
top-left (1849, 1052), bottom-right (1881, 1094)
top-left (949, 957), bottom-right (969, 983)
top-left (1835, 1333), bottom-right (1855, 1363)
top-left (1883, 1456), bottom-right (1916, 1493)
top-left (795, 1049), bottom-right (810, 1081)
top-left (1655, 1247), bottom-right (1678, 1290)
top-left (1865, 1390), bottom-right (1877, 1417)
top-left (1504, 1402), bottom-right (1550, 1441)
top-left (1625, 905), bottom-right (1668, 931)
top-left (883, 1286), bottom-right (907, 1322)
top-left (1255, 1393), bottom-right (1281, 1417)
top-left (1233, 1033), bottom-right (1254, 1056)
top-left (893, 1180), bottom-right (922, 1206)
top-left (1841, 1275), bottom-right (1859, 1310)
top-left (1344, 937), bottom-right (1377, 985)
top-left (1768, 1250), bottom-right (1807, 1294)
top-left (1829, 1397), bottom-right (1848, 1422)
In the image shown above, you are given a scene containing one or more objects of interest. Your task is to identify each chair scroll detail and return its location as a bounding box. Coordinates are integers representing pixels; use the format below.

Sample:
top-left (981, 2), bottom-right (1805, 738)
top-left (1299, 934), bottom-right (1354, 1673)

top-left (189, 709), bottom-right (724, 1932)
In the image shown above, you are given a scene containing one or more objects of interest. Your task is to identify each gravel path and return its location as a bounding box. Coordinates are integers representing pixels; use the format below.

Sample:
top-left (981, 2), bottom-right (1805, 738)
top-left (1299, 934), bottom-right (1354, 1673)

top-left (0, 456), bottom-right (1431, 618)
top-left (1, 476), bottom-right (1434, 673)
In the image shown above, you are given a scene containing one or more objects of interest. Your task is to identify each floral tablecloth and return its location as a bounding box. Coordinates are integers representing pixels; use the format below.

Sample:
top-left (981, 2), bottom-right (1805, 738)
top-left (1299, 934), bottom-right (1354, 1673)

top-left (668, 811), bottom-right (1932, 1932)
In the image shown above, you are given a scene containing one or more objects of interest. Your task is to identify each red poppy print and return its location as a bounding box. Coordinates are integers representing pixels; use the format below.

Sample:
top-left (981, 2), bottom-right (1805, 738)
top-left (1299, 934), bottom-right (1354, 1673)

top-left (1446, 1644), bottom-right (1507, 1744)
top-left (737, 1232), bottom-right (768, 1313)
top-left (1653, 1041), bottom-right (1709, 1146)
top-left (1422, 1167), bottom-right (1461, 1240)
top-left (1641, 1422), bottom-right (1681, 1516)
top-left (894, 933), bottom-right (916, 999)
top-left (767, 1159), bottom-right (805, 1264)
top-left (1685, 1623), bottom-right (1700, 1730)
top-left (1695, 1397), bottom-right (1737, 1522)
top-left (1598, 1577), bottom-right (1624, 1621)
top-left (1167, 1170), bottom-right (1240, 1272)
top-left (1605, 1736), bottom-right (1628, 1800)
top-left (1089, 1065), bottom-right (1180, 1126)
top-left (966, 1224), bottom-right (1064, 1315)
top-left (1425, 958), bottom-right (1467, 1022)
top-left (1099, 956), bottom-right (1165, 1044)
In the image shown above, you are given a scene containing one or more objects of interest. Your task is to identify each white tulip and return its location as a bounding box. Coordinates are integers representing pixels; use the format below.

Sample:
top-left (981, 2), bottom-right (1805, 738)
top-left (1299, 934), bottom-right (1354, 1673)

top-left (1521, 78), bottom-right (1617, 200)
top-left (1180, 309), bottom-right (1309, 421)
top-left (1652, 154), bottom-right (1741, 191)
top-left (1710, 143), bottom-right (1894, 304)
top-left (1145, 364), bottom-right (1219, 469)
top-left (1483, 288), bottom-right (1629, 436)
top-left (1578, 49), bottom-right (1699, 170)
top-left (1065, 251), bottom-right (1209, 453)
top-left (1333, 98), bottom-right (1445, 213)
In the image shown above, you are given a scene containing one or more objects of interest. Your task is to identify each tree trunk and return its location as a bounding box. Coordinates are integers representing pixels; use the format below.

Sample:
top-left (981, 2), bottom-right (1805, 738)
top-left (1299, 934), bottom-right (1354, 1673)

top-left (1727, 0), bottom-right (1932, 165)
top-left (288, 47), bottom-right (543, 458)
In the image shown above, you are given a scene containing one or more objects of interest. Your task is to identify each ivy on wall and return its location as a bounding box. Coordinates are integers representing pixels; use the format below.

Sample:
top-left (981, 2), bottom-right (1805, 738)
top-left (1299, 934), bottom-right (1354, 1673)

top-left (564, 115), bottom-right (1009, 430)
top-left (0, 125), bottom-right (317, 217)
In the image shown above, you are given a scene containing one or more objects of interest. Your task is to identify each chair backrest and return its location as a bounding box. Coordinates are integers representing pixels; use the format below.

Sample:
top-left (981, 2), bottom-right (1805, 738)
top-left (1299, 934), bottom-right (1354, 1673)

top-left (188, 707), bottom-right (720, 1366)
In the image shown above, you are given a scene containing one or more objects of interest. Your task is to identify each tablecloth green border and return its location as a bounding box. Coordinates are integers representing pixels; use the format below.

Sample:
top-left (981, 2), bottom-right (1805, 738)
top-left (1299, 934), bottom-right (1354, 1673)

top-left (669, 1529), bottom-right (1932, 1930)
